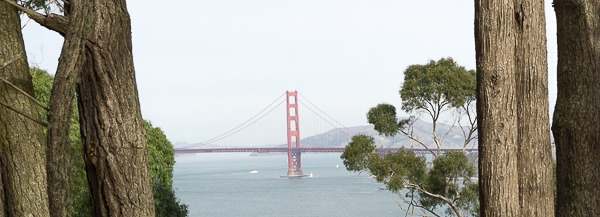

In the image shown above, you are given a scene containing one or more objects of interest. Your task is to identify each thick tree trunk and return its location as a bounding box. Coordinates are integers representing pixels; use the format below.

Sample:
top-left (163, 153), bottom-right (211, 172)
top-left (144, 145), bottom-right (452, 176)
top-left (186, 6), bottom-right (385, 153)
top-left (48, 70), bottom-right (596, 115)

top-left (514, 0), bottom-right (555, 216)
top-left (76, 0), bottom-right (155, 215)
top-left (476, 0), bottom-right (554, 216)
top-left (552, 0), bottom-right (600, 216)
top-left (45, 0), bottom-right (92, 216)
top-left (0, 1), bottom-right (50, 216)
top-left (475, 1), bottom-right (520, 216)
top-left (0, 170), bottom-right (4, 217)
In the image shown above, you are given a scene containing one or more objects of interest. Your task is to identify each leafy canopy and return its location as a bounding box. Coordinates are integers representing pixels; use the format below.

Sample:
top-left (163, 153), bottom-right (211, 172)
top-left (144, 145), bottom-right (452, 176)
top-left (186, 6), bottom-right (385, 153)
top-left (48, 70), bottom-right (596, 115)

top-left (400, 57), bottom-right (475, 114)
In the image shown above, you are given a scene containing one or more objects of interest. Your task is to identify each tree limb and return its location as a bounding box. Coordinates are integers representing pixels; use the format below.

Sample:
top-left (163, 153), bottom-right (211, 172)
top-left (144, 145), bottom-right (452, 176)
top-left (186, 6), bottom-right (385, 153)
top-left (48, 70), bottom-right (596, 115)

top-left (0, 100), bottom-right (48, 127)
top-left (0, 0), bottom-right (67, 35)
top-left (0, 51), bottom-right (50, 110)
top-left (396, 191), bottom-right (440, 217)
top-left (405, 183), bottom-right (464, 217)
top-left (400, 130), bottom-right (437, 157)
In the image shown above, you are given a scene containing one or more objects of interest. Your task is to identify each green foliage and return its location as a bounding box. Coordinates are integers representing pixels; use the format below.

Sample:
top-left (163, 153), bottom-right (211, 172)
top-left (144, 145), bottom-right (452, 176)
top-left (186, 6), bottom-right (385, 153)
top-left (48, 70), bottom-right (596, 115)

top-left (341, 142), bottom-right (479, 216)
top-left (366, 103), bottom-right (414, 137)
top-left (366, 104), bottom-right (399, 137)
top-left (30, 67), bottom-right (52, 122)
top-left (455, 180), bottom-right (479, 217)
top-left (340, 134), bottom-right (376, 172)
top-left (144, 120), bottom-right (189, 217)
top-left (152, 181), bottom-right (189, 217)
top-left (426, 151), bottom-right (476, 216)
top-left (19, 0), bottom-right (63, 14)
top-left (145, 121), bottom-right (176, 187)
top-left (369, 148), bottom-right (427, 193)
top-left (400, 57), bottom-right (475, 113)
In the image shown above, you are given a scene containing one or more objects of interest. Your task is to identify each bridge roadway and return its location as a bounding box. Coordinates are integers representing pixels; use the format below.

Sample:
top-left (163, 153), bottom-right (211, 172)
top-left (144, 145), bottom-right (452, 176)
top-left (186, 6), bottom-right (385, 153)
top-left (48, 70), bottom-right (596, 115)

top-left (174, 147), bottom-right (476, 154)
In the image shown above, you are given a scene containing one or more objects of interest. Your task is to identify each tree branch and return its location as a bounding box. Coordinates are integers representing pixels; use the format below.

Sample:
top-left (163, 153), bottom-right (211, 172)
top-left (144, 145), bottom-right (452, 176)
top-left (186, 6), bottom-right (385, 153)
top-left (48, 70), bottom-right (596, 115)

top-left (1, 0), bottom-right (67, 35)
top-left (397, 192), bottom-right (440, 217)
top-left (0, 100), bottom-right (48, 127)
top-left (0, 51), bottom-right (23, 71)
top-left (0, 52), bottom-right (50, 110)
top-left (400, 131), bottom-right (438, 157)
top-left (405, 183), bottom-right (464, 217)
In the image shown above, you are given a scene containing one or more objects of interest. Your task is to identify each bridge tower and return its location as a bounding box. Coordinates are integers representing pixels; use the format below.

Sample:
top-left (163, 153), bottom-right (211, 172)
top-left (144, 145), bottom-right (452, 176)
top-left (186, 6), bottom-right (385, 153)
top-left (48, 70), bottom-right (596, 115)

top-left (282, 91), bottom-right (307, 177)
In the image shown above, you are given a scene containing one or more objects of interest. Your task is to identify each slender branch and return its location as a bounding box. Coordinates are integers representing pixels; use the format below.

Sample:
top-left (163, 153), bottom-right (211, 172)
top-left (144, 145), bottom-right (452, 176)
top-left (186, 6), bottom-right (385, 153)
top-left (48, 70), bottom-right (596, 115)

top-left (0, 76), bottom-right (50, 110)
top-left (406, 183), bottom-right (465, 217)
top-left (400, 130), bottom-right (438, 157)
top-left (409, 202), bottom-right (441, 217)
top-left (439, 118), bottom-right (456, 148)
top-left (396, 191), bottom-right (439, 217)
top-left (0, 100), bottom-right (48, 127)
top-left (1, 0), bottom-right (67, 35)
top-left (0, 52), bottom-right (50, 110)
top-left (0, 51), bottom-right (23, 70)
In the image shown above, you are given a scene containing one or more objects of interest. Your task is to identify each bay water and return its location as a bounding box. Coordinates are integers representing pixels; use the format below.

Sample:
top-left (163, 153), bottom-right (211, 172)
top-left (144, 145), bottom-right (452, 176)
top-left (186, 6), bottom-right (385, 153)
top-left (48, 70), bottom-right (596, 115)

top-left (173, 153), bottom-right (408, 216)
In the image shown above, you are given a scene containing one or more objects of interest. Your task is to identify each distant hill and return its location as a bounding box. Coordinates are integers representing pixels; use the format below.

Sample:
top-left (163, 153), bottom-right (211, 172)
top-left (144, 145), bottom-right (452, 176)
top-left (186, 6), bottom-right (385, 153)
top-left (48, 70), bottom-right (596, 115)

top-left (292, 118), bottom-right (477, 149)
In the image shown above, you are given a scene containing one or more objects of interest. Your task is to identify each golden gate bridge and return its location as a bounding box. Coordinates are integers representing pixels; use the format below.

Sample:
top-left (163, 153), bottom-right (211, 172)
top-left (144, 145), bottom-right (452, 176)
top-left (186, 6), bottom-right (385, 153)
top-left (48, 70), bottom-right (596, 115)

top-left (174, 91), bottom-right (475, 177)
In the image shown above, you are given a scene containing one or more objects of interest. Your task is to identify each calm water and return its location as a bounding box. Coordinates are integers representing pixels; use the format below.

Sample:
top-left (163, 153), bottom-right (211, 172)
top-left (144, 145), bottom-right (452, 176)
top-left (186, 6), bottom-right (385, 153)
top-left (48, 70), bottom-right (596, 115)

top-left (173, 153), bottom-right (407, 216)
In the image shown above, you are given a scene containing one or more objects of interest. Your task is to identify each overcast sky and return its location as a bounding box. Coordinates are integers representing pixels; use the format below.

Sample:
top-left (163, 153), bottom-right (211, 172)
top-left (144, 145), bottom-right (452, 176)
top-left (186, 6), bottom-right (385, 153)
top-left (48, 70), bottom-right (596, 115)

top-left (21, 0), bottom-right (558, 144)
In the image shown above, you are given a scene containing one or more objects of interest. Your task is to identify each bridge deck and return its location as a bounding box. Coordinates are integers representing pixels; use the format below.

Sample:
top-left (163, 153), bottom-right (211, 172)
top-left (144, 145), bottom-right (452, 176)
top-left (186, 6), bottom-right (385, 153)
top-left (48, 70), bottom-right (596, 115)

top-left (174, 147), bottom-right (476, 154)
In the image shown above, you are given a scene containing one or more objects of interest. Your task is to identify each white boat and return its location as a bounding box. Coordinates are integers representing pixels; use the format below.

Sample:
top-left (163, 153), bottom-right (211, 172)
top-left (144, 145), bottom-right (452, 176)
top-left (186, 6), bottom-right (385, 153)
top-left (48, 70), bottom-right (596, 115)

top-left (250, 170), bottom-right (258, 174)
top-left (336, 164), bottom-right (339, 168)
top-left (309, 172), bottom-right (313, 178)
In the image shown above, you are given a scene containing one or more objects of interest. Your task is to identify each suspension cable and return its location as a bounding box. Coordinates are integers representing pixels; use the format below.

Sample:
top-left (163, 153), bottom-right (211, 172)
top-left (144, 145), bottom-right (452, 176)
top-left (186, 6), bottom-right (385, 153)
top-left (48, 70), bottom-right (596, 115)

top-left (298, 93), bottom-right (355, 135)
top-left (298, 100), bottom-right (353, 137)
top-left (195, 92), bottom-right (286, 146)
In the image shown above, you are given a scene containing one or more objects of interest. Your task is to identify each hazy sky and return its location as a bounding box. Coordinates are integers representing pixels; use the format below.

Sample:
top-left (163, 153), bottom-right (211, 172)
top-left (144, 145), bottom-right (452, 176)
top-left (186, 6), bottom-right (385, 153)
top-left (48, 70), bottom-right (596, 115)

top-left (21, 0), bottom-right (558, 144)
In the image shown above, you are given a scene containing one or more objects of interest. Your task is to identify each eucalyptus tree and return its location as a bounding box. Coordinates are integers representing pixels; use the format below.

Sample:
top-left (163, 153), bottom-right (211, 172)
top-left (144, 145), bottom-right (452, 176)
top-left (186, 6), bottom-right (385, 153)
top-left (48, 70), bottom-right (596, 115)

top-left (343, 58), bottom-right (479, 216)
top-left (368, 57), bottom-right (477, 157)
top-left (475, 0), bottom-right (553, 216)
top-left (553, 0), bottom-right (600, 216)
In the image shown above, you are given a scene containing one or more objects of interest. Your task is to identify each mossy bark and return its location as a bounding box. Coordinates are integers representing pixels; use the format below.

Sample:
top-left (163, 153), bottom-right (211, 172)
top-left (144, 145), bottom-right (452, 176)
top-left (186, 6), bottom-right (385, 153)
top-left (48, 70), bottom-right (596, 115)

top-left (0, 1), bottom-right (50, 216)
top-left (46, 0), bottom-right (92, 216)
top-left (552, 0), bottom-right (600, 216)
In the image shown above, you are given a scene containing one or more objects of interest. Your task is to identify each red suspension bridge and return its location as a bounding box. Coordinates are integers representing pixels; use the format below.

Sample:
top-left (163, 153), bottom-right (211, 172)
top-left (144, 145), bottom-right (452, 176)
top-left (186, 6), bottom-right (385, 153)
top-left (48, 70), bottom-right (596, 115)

top-left (175, 91), bottom-right (475, 177)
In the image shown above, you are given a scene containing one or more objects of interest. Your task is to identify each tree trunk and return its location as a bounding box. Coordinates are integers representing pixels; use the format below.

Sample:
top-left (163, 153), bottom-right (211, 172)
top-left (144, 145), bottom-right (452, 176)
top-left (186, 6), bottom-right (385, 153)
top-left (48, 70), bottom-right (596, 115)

top-left (0, 1), bottom-right (50, 216)
top-left (76, 0), bottom-right (155, 215)
top-left (45, 0), bottom-right (92, 216)
top-left (476, 0), bottom-right (554, 216)
top-left (475, 1), bottom-right (520, 215)
top-left (514, 0), bottom-right (555, 216)
top-left (552, 0), bottom-right (600, 216)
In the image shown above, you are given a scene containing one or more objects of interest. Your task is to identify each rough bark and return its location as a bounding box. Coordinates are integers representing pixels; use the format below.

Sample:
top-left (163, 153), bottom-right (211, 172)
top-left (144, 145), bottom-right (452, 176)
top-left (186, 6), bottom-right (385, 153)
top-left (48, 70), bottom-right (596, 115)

top-left (476, 0), bottom-right (554, 216)
top-left (45, 0), bottom-right (92, 216)
top-left (552, 0), bottom-right (600, 216)
top-left (76, 0), bottom-right (155, 215)
top-left (0, 1), bottom-right (50, 216)
top-left (0, 168), bottom-right (5, 217)
top-left (514, 0), bottom-right (555, 216)
top-left (475, 0), bottom-right (520, 216)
